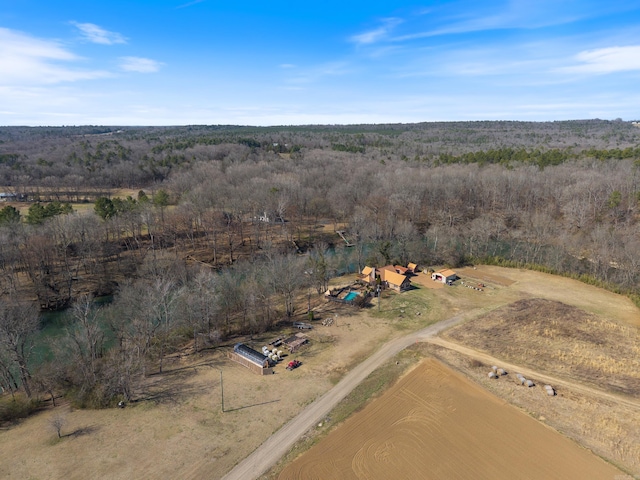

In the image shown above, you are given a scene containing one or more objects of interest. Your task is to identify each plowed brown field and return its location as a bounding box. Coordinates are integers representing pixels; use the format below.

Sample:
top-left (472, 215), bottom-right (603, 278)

top-left (278, 358), bottom-right (622, 480)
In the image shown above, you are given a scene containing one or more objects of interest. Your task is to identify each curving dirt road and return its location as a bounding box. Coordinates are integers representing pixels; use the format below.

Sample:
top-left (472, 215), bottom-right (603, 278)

top-left (221, 313), bottom-right (469, 480)
top-left (427, 337), bottom-right (640, 411)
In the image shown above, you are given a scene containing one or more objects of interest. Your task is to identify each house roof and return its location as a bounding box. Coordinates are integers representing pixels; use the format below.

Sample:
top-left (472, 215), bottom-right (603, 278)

top-left (361, 266), bottom-right (373, 276)
top-left (394, 265), bottom-right (409, 274)
top-left (436, 269), bottom-right (457, 277)
top-left (408, 262), bottom-right (418, 270)
top-left (384, 270), bottom-right (410, 287)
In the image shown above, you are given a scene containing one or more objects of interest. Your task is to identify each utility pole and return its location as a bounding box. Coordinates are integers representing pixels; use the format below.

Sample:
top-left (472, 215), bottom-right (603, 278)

top-left (377, 286), bottom-right (381, 312)
top-left (220, 369), bottom-right (224, 413)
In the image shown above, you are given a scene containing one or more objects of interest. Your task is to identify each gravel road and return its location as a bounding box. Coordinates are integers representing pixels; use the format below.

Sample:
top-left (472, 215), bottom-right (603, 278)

top-left (221, 313), bottom-right (467, 480)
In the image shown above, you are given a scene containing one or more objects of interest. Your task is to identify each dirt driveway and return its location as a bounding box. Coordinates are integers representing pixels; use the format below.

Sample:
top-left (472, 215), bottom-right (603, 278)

top-left (221, 310), bottom-right (479, 480)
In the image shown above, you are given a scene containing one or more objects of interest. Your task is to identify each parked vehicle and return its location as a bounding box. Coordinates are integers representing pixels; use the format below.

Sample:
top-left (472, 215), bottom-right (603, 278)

top-left (293, 322), bottom-right (313, 329)
top-left (286, 360), bottom-right (302, 370)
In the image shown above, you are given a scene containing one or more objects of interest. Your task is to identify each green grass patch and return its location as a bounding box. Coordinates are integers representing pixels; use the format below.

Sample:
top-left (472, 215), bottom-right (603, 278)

top-left (369, 288), bottom-right (443, 333)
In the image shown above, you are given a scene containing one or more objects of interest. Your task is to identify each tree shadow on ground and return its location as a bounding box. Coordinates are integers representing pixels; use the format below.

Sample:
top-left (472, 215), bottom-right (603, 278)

top-left (67, 425), bottom-right (100, 438)
top-left (134, 361), bottom-right (218, 406)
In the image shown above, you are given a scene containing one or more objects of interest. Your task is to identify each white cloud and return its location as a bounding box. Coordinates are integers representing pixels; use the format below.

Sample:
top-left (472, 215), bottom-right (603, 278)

top-left (0, 28), bottom-right (110, 85)
top-left (119, 56), bottom-right (164, 73)
top-left (72, 22), bottom-right (127, 45)
top-left (560, 45), bottom-right (640, 74)
top-left (350, 18), bottom-right (402, 45)
top-left (279, 63), bottom-right (295, 69)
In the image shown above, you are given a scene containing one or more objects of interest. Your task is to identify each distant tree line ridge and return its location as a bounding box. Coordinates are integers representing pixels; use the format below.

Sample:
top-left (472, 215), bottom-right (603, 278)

top-left (1, 119), bottom-right (639, 188)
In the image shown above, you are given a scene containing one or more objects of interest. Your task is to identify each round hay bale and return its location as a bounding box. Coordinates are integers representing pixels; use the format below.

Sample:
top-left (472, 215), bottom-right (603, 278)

top-left (488, 371), bottom-right (498, 378)
top-left (525, 379), bottom-right (535, 387)
top-left (491, 365), bottom-right (498, 372)
top-left (516, 373), bottom-right (524, 380)
top-left (497, 368), bottom-right (507, 376)
top-left (519, 377), bottom-right (527, 385)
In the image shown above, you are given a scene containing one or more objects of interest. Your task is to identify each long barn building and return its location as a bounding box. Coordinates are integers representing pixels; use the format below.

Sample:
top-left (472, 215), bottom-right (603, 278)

top-left (229, 343), bottom-right (274, 375)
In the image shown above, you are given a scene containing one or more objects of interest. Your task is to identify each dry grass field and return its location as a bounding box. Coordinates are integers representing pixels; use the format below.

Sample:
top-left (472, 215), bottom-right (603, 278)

top-left (426, 343), bottom-right (640, 476)
top-left (1, 187), bottom-right (142, 217)
top-left (278, 358), bottom-right (623, 480)
top-left (439, 292), bottom-right (640, 475)
top-left (1, 265), bottom-right (639, 479)
top-left (444, 298), bottom-right (640, 396)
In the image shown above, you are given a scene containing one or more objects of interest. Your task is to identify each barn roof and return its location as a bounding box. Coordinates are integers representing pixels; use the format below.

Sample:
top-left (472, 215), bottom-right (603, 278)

top-left (361, 266), bottom-right (373, 276)
top-left (407, 262), bottom-right (418, 270)
top-left (234, 343), bottom-right (268, 367)
top-left (437, 269), bottom-right (457, 277)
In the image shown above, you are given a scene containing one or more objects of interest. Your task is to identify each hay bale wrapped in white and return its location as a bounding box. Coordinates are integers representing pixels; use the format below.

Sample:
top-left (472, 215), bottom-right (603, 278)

top-left (491, 365), bottom-right (498, 372)
top-left (516, 373), bottom-right (524, 380)
top-left (277, 350), bottom-right (283, 357)
top-left (519, 376), bottom-right (527, 385)
top-left (488, 371), bottom-right (498, 378)
top-left (525, 379), bottom-right (535, 387)
top-left (545, 385), bottom-right (555, 396)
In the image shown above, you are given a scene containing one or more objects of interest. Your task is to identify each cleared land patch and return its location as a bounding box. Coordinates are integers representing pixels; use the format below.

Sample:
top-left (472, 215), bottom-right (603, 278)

top-left (422, 342), bottom-right (640, 475)
top-left (278, 358), bottom-right (622, 480)
top-left (445, 298), bottom-right (640, 397)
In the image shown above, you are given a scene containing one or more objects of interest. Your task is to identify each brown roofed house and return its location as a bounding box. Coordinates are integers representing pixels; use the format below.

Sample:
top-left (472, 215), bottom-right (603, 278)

top-left (394, 265), bottom-right (409, 275)
top-left (359, 266), bottom-right (376, 285)
top-left (379, 266), bottom-right (411, 292)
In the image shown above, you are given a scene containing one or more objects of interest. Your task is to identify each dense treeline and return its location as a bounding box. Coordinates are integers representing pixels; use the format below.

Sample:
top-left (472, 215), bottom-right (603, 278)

top-left (437, 146), bottom-right (640, 168)
top-left (1, 119), bottom-right (640, 413)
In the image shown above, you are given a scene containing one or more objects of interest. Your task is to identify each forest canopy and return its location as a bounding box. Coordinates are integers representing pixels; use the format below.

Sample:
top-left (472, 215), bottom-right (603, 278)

top-left (1, 119), bottom-right (639, 410)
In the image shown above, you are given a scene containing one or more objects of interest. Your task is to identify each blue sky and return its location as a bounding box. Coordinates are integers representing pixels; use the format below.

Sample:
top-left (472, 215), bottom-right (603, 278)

top-left (1, 0), bottom-right (640, 126)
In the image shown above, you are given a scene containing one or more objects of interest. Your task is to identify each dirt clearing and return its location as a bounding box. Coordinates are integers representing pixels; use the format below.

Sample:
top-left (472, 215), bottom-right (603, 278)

top-left (278, 358), bottom-right (622, 480)
top-left (445, 298), bottom-right (640, 396)
top-left (457, 265), bottom-right (639, 326)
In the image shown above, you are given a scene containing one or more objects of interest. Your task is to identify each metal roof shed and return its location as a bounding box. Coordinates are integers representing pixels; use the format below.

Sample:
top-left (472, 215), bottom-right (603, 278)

top-left (233, 343), bottom-right (270, 368)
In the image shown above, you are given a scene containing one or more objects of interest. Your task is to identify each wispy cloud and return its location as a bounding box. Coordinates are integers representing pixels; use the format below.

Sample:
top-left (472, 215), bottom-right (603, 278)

top-left (71, 22), bottom-right (127, 45)
top-left (379, 1), bottom-right (626, 43)
top-left (119, 56), bottom-right (164, 73)
top-left (0, 27), bottom-right (110, 85)
top-left (176, 0), bottom-right (206, 8)
top-left (560, 45), bottom-right (640, 74)
top-left (279, 63), bottom-right (295, 69)
top-left (350, 18), bottom-right (402, 45)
